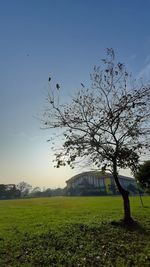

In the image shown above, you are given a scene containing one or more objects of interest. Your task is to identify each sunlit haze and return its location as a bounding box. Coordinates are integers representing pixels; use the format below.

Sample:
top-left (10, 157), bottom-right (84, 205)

top-left (0, 0), bottom-right (150, 188)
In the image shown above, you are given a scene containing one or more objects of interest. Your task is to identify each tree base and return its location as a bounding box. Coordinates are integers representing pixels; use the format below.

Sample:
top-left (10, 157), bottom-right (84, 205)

top-left (121, 217), bottom-right (136, 226)
top-left (111, 217), bottom-right (137, 228)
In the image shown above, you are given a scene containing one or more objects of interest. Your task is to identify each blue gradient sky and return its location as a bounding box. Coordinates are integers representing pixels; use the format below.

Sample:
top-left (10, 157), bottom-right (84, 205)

top-left (0, 0), bottom-right (150, 188)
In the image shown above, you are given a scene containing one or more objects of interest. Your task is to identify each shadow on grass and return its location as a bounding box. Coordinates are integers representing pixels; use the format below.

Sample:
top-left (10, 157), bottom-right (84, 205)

top-left (1, 222), bottom-right (149, 267)
top-left (110, 219), bottom-right (147, 234)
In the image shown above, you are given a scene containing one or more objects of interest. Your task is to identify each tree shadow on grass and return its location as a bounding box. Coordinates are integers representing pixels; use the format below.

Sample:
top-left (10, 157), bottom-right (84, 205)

top-left (1, 222), bottom-right (149, 267)
top-left (110, 219), bottom-right (147, 234)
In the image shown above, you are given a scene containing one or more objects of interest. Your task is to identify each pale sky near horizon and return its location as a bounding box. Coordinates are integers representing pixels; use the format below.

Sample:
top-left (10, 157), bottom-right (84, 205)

top-left (0, 0), bottom-right (150, 189)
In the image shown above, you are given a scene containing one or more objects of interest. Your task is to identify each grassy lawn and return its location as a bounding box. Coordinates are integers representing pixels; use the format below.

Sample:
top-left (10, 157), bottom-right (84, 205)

top-left (0, 196), bottom-right (149, 266)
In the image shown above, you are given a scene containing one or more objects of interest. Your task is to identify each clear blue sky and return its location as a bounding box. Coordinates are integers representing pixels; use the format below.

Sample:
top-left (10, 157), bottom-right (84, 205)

top-left (0, 0), bottom-right (150, 188)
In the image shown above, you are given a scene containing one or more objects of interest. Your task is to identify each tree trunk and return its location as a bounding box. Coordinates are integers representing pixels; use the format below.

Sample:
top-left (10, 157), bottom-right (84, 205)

top-left (113, 160), bottom-right (134, 225)
top-left (121, 190), bottom-right (134, 224)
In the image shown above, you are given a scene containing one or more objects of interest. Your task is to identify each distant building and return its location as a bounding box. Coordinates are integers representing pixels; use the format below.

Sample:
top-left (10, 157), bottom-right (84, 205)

top-left (66, 171), bottom-right (137, 195)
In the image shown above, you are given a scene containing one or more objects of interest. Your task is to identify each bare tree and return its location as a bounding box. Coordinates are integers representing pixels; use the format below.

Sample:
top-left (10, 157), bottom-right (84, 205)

top-left (17, 181), bottom-right (32, 198)
top-left (43, 49), bottom-right (150, 225)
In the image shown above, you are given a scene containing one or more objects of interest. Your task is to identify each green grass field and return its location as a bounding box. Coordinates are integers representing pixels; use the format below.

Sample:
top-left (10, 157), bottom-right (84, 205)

top-left (0, 196), bottom-right (150, 267)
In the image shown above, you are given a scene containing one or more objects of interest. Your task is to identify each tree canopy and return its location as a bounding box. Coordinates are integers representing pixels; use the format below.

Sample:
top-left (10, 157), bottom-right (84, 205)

top-left (135, 160), bottom-right (150, 193)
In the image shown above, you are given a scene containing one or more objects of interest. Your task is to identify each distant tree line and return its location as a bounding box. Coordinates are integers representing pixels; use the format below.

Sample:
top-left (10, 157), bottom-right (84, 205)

top-left (0, 184), bottom-right (21, 199)
top-left (0, 181), bottom-right (66, 200)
